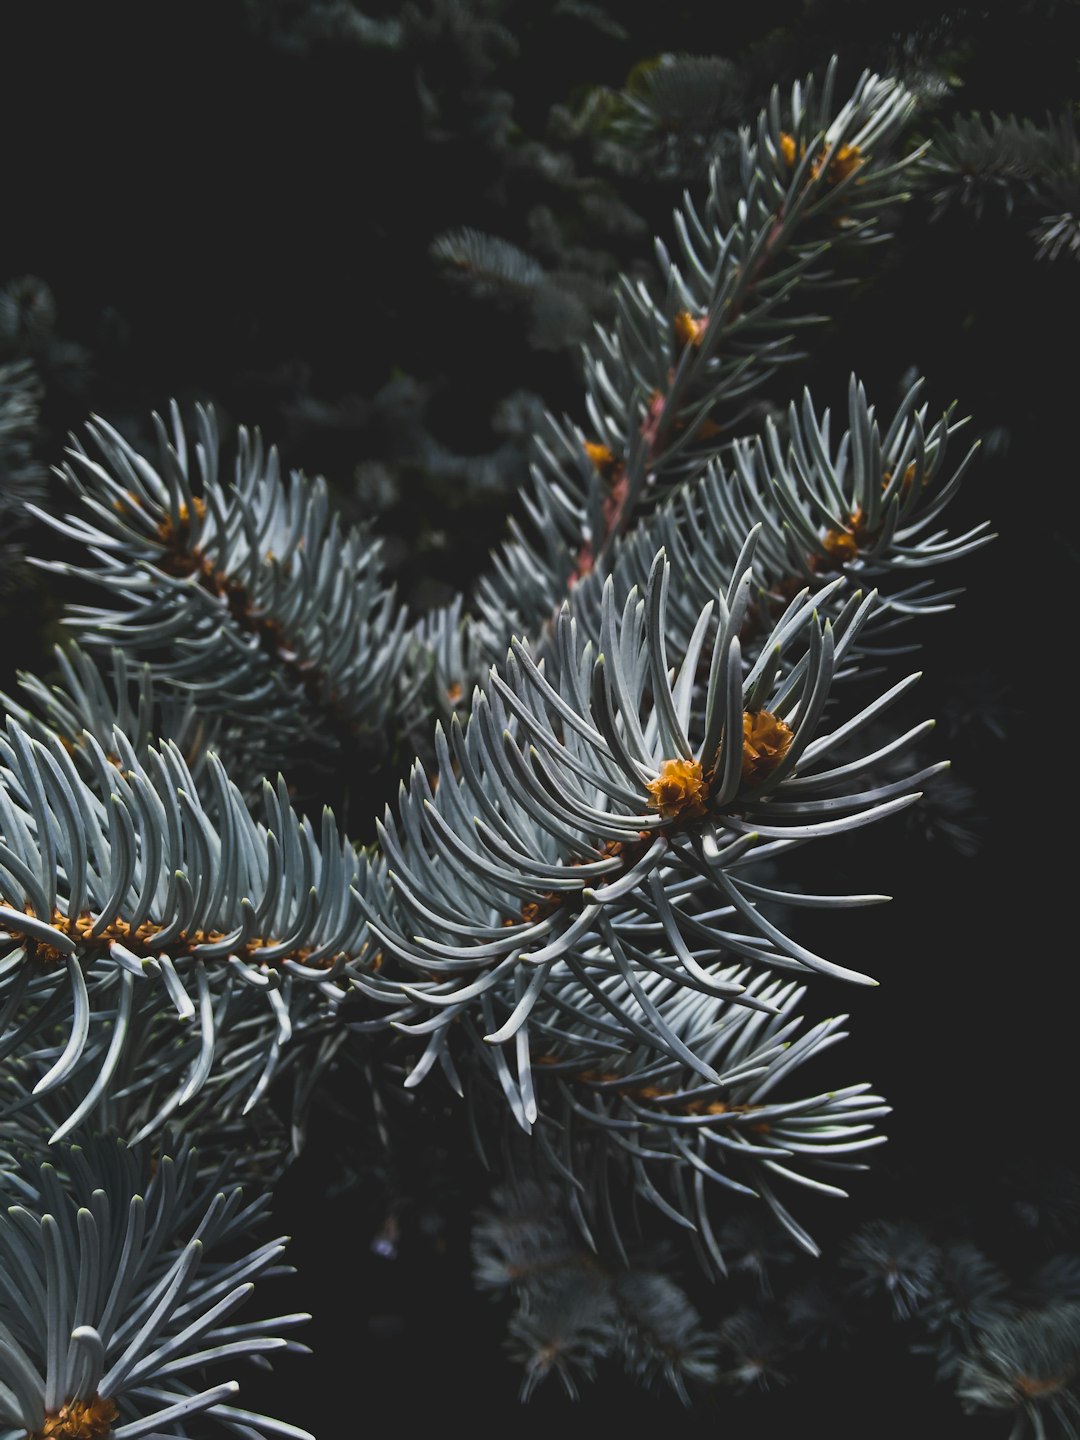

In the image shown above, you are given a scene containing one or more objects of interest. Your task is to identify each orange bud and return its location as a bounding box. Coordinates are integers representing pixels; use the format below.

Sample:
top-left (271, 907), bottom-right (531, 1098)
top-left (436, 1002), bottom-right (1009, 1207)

top-left (741, 709), bottom-right (794, 785)
top-left (646, 756), bottom-right (708, 820)
top-left (673, 310), bottom-right (708, 347)
top-left (584, 440), bottom-right (617, 476)
top-left (34, 1397), bottom-right (120, 1440)
top-left (811, 141), bottom-right (863, 185)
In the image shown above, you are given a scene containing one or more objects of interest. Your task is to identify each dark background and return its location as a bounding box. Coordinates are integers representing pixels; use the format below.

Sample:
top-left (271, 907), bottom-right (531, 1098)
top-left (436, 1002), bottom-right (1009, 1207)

top-left (1, 3), bottom-right (1077, 1436)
